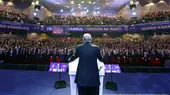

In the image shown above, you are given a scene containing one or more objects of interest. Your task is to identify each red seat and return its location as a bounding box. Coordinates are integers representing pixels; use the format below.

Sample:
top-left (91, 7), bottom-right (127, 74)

top-left (49, 56), bottom-right (53, 62)
top-left (141, 57), bottom-right (145, 64)
top-left (105, 56), bottom-right (108, 64)
top-left (117, 57), bottom-right (120, 64)
top-left (153, 58), bottom-right (161, 65)
top-left (136, 58), bottom-right (139, 63)
top-left (123, 56), bottom-right (126, 64)
top-left (56, 56), bottom-right (61, 63)
top-left (129, 58), bottom-right (132, 64)
top-left (111, 56), bottom-right (114, 64)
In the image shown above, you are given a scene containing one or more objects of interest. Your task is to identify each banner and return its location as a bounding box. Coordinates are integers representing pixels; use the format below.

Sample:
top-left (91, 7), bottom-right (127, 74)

top-left (65, 25), bottom-right (127, 32)
top-left (49, 62), bottom-right (121, 73)
top-left (0, 21), bottom-right (44, 31)
top-left (0, 22), bottom-right (64, 32)
top-left (129, 21), bottom-right (170, 32)
top-left (1, 21), bottom-right (170, 32)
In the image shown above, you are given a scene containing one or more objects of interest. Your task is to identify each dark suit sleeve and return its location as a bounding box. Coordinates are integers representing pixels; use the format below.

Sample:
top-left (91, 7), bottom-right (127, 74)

top-left (68, 46), bottom-right (79, 62)
top-left (97, 47), bottom-right (104, 62)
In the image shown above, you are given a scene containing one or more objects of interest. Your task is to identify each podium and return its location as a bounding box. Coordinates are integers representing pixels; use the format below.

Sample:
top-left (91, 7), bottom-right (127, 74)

top-left (69, 58), bottom-right (105, 95)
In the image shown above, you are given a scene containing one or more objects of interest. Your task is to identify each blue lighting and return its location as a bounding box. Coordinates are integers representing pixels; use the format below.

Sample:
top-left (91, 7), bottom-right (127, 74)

top-left (132, 12), bottom-right (136, 16)
top-left (60, 9), bottom-right (64, 12)
top-left (71, 8), bottom-right (74, 12)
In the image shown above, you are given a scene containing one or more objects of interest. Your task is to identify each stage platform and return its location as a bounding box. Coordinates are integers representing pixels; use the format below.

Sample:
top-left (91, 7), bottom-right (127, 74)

top-left (0, 70), bottom-right (170, 95)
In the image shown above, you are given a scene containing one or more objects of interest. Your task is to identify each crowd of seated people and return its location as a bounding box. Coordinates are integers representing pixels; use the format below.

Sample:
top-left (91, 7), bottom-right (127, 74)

top-left (0, 37), bottom-right (170, 67)
top-left (0, 8), bottom-right (41, 24)
top-left (0, 6), bottom-right (170, 25)
top-left (44, 11), bottom-right (170, 25)
top-left (44, 15), bottom-right (126, 25)
top-left (128, 11), bottom-right (170, 25)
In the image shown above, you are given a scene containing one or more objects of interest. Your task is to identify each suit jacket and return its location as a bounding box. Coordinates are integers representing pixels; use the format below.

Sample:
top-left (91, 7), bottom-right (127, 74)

top-left (69, 42), bottom-right (104, 87)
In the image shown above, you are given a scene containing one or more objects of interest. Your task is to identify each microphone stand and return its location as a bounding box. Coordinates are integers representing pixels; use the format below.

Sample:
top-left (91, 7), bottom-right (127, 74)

top-left (105, 64), bottom-right (117, 91)
top-left (55, 62), bottom-right (67, 89)
top-left (110, 64), bottom-right (113, 82)
top-left (58, 63), bottom-right (61, 81)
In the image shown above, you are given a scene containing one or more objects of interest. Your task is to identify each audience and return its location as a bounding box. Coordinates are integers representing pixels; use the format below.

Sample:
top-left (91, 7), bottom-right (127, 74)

top-left (0, 8), bottom-right (170, 25)
top-left (0, 37), bottom-right (170, 67)
top-left (0, 8), bottom-right (170, 67)
top-left (0, 9), bottom-right (41, 24)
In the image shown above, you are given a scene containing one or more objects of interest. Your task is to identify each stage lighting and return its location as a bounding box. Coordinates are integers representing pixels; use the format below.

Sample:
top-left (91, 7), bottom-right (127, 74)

top-left (35, 0), bottom-right (39, 5)
top-left (71, 1), bottom-right (74, 4)
top-left (94, 12), bottom-right (97, 14)
top-left (7, 2), bottom-right (13, 6)
top-left (132, 12), bottom-right (136, 16)
top-left (60, 9), bottom-right (64, 12)
top-left (35, 8), bottom-right (39, 11)
top-left (0, 0), bottom-right (4, 4)
top-left (72, 13), bottom-right (75, 15)
top-left (148, 2), bottom-right (154, 6)
top-left (130, 0), bottom-right (134, 4)
top-left (71, 8), bottom-right (74, 12)
top-left (78, 4), bottom-right (81, 6)
top-left (33, 13), bottom-right (36, 16)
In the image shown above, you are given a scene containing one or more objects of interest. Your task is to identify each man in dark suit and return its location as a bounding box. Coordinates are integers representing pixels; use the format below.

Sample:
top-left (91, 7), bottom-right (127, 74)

top-left (69, 33), bottom-right (104, 95)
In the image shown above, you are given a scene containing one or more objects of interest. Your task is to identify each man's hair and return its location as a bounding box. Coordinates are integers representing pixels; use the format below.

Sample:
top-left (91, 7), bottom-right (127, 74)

top-left (83, 33), bottom-right (92, 42)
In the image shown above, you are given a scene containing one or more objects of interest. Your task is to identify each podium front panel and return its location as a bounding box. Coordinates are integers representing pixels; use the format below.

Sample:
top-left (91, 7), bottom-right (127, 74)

top-left (70, 75), bottom-right (78, 95)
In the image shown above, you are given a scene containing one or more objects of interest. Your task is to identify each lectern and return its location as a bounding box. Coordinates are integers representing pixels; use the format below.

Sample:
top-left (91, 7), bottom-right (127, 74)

top-left (69, 58), bottom-right (105, 95)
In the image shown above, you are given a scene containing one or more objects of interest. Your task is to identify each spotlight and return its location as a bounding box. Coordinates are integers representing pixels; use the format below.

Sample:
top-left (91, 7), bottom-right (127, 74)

top-left (94, 12), bottom-right (97, 14)
top-left (31, 2), bottom-right (35, 5)
top-left (0, 0), bottom-right (4, 4)
top-left (71, 8), bottom-right (74, 12)
top-left (33, 13), bottom-right (37, 16)
top-left (71, 1), bottom-right (74, 4)
top-left (132, 12), bottom-right (136, 16)
top-left (84, 7), bottom-right (87, 9)
top-left (60, 9), bottom-right (64, 12)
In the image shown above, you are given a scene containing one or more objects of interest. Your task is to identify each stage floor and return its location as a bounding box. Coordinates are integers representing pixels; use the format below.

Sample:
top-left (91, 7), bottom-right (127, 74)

top-left (0, 70), bottom-right (170, 95)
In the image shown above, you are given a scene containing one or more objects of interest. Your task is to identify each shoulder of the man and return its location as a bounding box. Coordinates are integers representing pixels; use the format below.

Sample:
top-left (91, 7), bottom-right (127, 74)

top-left (91, 44), bottom-right (99, 48)
top-left (76, 44), bottom-right (83, 48)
